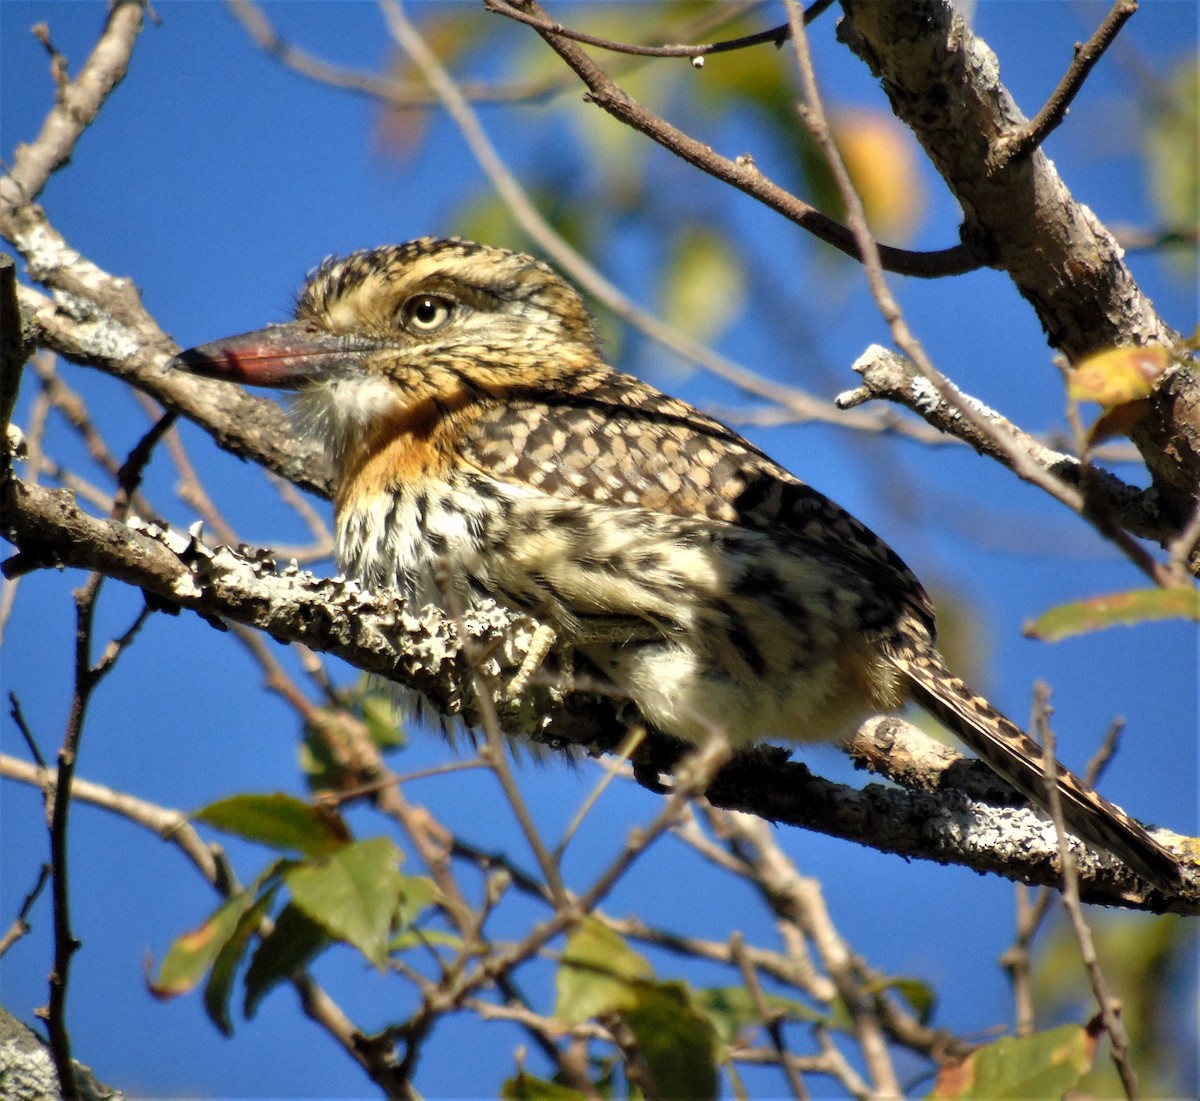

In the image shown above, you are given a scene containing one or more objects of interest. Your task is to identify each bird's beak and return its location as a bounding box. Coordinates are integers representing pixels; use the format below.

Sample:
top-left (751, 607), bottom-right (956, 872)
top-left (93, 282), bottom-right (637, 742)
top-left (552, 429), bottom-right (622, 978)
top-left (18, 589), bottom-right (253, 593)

top-left (170, 321), bottom-right (369, 390)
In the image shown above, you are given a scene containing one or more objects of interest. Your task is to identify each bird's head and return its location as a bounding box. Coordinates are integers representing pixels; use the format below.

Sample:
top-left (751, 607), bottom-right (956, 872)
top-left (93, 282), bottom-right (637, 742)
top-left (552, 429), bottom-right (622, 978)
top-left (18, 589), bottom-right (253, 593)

top-left (171, 237), bottom-right (602, 465)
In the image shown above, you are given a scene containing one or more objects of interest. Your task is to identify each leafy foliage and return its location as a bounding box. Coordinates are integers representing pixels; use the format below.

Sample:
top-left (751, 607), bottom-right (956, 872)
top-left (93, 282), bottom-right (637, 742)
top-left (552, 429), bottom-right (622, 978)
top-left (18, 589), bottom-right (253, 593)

top-left (151, 796), bottom-right (431, 1032)
top-left (930, 1024), bottom-right (1096, 1099)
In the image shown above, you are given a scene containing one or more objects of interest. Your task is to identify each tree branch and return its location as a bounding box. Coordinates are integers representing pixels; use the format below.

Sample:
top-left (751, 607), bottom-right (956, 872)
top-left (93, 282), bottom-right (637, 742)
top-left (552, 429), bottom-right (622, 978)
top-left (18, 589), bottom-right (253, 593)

top-left (13, 280), bottom-right (332, 497)
top-left (481, 0), bottom-right (827, 60)
top-left (988, 1), bottom-right (1138, 171)
top-left (835, 0), bottom-right (1199, 516)
top-left (493, 0), bottom-right (981, 279)
top-left (838, 344), bottom-right (1177, 545)
top-left (2, 473), bottom-right (1192, 912)
top-left (0, 0), bottom-right (143, 210)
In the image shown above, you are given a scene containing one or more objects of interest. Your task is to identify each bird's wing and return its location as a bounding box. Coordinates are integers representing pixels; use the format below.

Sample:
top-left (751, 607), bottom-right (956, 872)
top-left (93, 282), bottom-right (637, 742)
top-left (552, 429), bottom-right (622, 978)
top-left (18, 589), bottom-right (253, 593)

top-left (457, 369), bottom-right (936, 638)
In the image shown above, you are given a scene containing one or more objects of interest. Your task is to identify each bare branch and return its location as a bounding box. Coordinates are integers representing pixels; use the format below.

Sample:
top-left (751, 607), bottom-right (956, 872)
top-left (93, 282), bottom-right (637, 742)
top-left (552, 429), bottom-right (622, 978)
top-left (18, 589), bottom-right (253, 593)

top-left (0, 863), bottom-right (50, 960)
top-left (1, 754), bottom-right (223, 885)
top-left (13, 280), bottom-right (332, 497)
top-left (713, 810), bottom-right (899, 1096)
top-left (481, 0), bottom-right (834, 61)
top-left (835, 0), bottom-right (1198, 515)
top-left (0, 1), bottom-right (143, 209)
top-left (989, 1), bottom-right (1138, 171)
top-left (838, 345), bottom-right (1176, 545)
top-left (729, 931), bottom-right (809, 1100)
top-left (379, 0), bottom-right (856, 433)
top-left (1034, 689), bottom-right (1138, 1097)
top-left (782, 10), bottom-right (1184, 586)
top-left (493, 0), bottom-right (980, 279)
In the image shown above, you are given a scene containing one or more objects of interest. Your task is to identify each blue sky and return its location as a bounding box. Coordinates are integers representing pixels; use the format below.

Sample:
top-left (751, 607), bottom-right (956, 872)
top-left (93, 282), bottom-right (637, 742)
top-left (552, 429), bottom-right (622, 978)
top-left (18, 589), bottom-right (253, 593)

top-left (1, 2), bottom-right (1196, 1097)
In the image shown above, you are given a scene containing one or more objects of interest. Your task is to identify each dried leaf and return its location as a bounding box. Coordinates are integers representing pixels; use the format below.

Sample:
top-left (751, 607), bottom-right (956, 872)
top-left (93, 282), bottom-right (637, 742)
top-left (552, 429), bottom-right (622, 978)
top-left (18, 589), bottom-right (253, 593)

top-left (1067, 345), bottom-right (1169, 407)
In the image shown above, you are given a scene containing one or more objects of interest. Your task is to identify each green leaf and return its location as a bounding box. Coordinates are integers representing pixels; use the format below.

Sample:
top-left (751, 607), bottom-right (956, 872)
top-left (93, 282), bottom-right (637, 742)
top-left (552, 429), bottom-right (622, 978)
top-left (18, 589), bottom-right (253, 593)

top-left (195, 792), bottom-right (351, 857)
top-left (501, 1069), bottom-right (590, 1101)
top-left (624, 982), bottom-right (719, 1101)
top-left (394, 873), bottom-right (438, 929)
top-left (149, 889), bottom-right (261, 999)
top-left (283, 836), bottom-right (405, 969)
top-left (928, 1024), bottom-right (1095, 1099)
top-left (203, 884), bottom-right (279, 1035)
top-left (243, 902), bottom-right (331, 1019)
top-left (555, 920), bottom-right (654, 1025)
top-left (692, 985), bottom-right (825, 1046)
top-left (659, 228), bottom-right (745, 346)
top-left (862, 975), bottom-right (937, 1026)
top-left (385, 875), bottom-right (446, 950)
top-left (555, 925), bottom-right (718, 1099)
top-left (1144, 56), bottom-right (1198, 278)
top-left (1026, 586), bottom-right (1200, 642)
top-left (361, 690), bottom-right (406, 750)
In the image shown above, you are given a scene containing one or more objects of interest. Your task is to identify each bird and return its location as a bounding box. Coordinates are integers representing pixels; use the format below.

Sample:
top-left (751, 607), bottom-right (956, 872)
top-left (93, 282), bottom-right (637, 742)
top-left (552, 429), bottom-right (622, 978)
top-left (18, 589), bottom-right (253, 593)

top-left (170, 236), bottom-right (1182, 892)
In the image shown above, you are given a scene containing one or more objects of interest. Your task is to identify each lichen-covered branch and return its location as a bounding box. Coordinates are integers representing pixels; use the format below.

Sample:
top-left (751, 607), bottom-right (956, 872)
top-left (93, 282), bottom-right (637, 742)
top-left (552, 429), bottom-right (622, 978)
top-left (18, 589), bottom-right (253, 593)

top-left (2, 472), bottom-right (1192, 912)
top-left (839, 345), bottom-right (1176, 543)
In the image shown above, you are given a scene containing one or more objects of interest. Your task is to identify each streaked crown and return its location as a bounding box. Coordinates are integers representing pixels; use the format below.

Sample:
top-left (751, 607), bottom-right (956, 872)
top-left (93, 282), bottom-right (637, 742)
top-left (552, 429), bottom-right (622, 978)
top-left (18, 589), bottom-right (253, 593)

top-left (297, 237), bottom-right (599, 362)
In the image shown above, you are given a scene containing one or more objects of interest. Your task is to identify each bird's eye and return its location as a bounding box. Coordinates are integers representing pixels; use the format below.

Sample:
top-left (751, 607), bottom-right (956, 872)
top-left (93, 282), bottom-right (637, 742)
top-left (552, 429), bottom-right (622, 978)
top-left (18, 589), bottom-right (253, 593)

top-left (400, 294), bottom-right (454, 333)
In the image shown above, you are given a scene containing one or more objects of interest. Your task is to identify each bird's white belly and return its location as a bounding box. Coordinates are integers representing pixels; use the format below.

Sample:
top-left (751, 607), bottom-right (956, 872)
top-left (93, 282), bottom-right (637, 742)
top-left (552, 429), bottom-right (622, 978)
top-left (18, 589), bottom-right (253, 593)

top-left (337, 478), bottom-right (893, 746)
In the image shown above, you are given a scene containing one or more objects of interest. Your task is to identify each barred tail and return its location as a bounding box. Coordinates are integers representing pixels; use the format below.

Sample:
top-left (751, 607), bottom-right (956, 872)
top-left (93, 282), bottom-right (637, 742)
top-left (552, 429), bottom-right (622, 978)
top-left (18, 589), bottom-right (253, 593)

top-left (887, 644), bottom-right (1182, 892)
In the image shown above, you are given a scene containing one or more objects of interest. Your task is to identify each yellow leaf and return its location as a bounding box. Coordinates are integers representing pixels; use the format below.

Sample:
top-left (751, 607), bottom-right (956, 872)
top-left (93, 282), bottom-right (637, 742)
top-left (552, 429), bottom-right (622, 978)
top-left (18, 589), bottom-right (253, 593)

top-left (832, 109), bottom-right (926, 241)
top-left (1067, 345), bottom-right (1169, 407)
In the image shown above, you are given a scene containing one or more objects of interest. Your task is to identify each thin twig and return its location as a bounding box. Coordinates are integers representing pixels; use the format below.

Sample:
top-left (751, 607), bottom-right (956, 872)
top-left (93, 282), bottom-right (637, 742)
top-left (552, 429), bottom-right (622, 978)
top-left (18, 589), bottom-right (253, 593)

top-left (41, 407), bottom-right (174, 1098)
top-left (730, 931), bottom-right (810, 1100)
top-left (500, 0), bottom-right (979, 280)
top-left (378, 0), bottom-right (855, 431)
top-left (963, 705), bottom-right (1137, 1041)
top-left (0, 753), bottom-right (224, 884)
top-left (0, 0), bottom-right (144, 209)
top-left (731, 1037), bottom-right (873, 1096)
top-left (482, 0), bottom-right (834, 60)
top-left (235, 0), bottom-right (975, 453)
top-left (1165, 494), bottom-right (1200, 580)
top-left (552, 723), bottom-right (646, 862)
top-left (8, 691), bottom-right (46, 769)
top-left (709, 806), bottom-right (902, 1096)
top-left (836, 345), bottom-right (1172, 545)
top-left (1032, 685), bottom-right (1138, 1098)
top-left (0, 863), bottom-right (51, 959)
top-left (230, 0), bottom-right (589, 107)
top-left (436, 568), bottom-right (572, 912)
top-left (1111, 223), bottom-right (1200, 253)
top-left (492, 973), bottom-right (605, 1099)
top-left (989, 1), bottom-right (1138, 171)
top-left (45, 573), bottom-right (97, 1100)
top-left (1002, 882), bottom-right (1045, 1037)
top-left (31, 21), bottom-right (71, 90)
top-left (412, 736), bottom-right (735, 1047)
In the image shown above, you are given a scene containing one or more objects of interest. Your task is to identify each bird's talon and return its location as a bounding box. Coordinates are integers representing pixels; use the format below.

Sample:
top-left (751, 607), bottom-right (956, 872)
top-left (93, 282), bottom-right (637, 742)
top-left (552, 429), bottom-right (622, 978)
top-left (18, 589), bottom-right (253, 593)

top-left (505, 623), bottom-right (558, 701)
